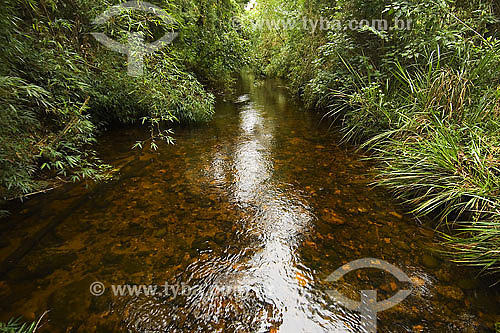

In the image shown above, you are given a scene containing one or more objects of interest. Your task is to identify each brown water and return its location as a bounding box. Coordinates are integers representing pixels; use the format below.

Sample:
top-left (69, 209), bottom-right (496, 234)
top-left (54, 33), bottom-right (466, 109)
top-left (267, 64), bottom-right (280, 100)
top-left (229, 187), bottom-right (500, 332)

top-left (0, 74), bottom-right (499, 332)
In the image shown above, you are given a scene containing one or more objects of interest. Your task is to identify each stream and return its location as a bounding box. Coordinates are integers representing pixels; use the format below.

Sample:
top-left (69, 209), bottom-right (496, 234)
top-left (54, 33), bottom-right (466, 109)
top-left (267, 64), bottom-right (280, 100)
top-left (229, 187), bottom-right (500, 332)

top-left (0, 74), bottom-right (499, 332)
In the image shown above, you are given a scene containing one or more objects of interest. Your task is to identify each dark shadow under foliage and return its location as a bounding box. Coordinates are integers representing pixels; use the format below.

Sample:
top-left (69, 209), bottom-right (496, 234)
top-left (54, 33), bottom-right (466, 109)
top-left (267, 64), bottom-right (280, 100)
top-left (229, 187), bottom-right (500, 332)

top-left (0, 0), bottom-right (250, 200)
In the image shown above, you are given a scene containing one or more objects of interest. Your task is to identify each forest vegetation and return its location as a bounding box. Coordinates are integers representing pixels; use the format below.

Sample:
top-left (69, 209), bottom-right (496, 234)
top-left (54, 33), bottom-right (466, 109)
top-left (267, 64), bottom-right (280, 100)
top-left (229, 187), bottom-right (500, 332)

top-left (246, 0), bottom-right (500, 276)
top-left (1, 2), bottom-right (500, 329)
top-left (0, 0), bottom-right (249, 202)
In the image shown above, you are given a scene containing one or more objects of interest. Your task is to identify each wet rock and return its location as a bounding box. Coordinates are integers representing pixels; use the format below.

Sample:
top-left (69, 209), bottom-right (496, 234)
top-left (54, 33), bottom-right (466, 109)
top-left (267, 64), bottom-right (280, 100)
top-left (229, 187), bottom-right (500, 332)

top-left (92, 198), bottom-right (110, 209)
top-left (78, 222), bottom-right (93, 232)
top-left (38, 231), bottom-right (66, 247)
top-left (316, 221), bottom-right (335, 235)
top-left (421, 254), bottom-right (440, 269)
top-left (321, 209), bottom-right (345, 225)
top-left (95, 320), bottom-right (118, 333)
top-left (191, 237), bottom-right (212, 251)
top-left (199, 198), bottom-right (213, 208)
top-left (43, 198), bottom-right (74, 216)
top-left (434, 269), bottom-right (453, 283)
top-left (197, 209), bottom-right (217, 220)
top-left (457, 278), bottom-right (479, 290)
top-left (96, 223), bottom-right (111, 232)
top-left (214, 232), bottom-right (226, 245)
top-left (435, 285), bottom-right (465, 301)
top-left (90, 292), bottom-right (112, 314)
top-left (8, 252), bottom-right (77, 280)
top-left (135, 199), bottom-right (149, 210)
top-left (412, 324), bottom-right (425, 332)
top-left (357, 207), bottom-right (368, 214)
top-left (410, 276), bottom-right (426, 287)
top-left (48, 277), bottom-right (94, 325)
top-left (119, 222), bottom-right (144, 236)
top-left (123, 257), bottom-right (144, 274)
top-left (120, 160), bottom-right (151, 177)
top-left (394, 240), bottom-right (411, 252)
top-left (101, 253), bottom-right (125, 265)
top-left (150, 214), bottom-right (164, 226)
top-left (136, 251), bottom-right (149, 257)
top-left (153, 228), bottom-right (168, 238)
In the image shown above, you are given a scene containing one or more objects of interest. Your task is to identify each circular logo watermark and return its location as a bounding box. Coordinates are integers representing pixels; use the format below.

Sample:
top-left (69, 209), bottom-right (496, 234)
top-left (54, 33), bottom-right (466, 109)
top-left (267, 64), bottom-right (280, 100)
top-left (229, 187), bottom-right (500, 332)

top-left (325, 258), bottom-right (412, 333)
top-left (91, 1), bottom-right (178, 76)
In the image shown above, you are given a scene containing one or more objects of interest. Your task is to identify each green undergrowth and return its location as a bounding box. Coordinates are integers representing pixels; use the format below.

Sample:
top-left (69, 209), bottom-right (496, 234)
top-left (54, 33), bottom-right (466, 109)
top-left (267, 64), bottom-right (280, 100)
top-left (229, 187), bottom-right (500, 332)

top-left (249, 0), bottom-right (500, 277)
top-left (0, 0), bottom-right (249, 199)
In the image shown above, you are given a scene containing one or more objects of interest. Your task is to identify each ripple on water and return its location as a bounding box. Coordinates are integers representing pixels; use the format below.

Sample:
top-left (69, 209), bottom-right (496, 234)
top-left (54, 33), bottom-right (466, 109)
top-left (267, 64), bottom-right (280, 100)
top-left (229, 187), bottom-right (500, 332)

top-left (0, 75), bottom-right (498, 332)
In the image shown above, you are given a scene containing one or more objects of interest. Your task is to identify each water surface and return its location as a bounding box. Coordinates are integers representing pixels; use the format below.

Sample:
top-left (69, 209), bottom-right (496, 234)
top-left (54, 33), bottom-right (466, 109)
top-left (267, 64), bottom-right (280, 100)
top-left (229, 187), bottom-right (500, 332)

top-left (0, 74), bottom-right (499, 332)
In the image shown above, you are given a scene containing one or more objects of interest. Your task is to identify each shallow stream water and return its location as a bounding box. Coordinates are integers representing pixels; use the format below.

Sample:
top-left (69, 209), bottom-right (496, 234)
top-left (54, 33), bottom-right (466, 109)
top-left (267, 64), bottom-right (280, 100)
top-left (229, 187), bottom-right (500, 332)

top-left (0, 74), bottom-right (499, 332)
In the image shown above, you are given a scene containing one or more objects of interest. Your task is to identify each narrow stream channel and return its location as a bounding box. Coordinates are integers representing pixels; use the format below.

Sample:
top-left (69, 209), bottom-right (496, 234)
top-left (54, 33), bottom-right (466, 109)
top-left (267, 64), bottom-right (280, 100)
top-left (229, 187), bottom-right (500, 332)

top-left (0, 74), bottom-right (499, 332)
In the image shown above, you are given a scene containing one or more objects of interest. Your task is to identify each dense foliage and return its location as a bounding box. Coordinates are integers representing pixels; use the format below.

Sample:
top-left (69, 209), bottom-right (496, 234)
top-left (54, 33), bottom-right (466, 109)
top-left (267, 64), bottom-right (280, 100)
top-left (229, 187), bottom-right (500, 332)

top-left (248, 0), bottom-right (500, 276)
top-left (0, 0), bottom-right (249, 200)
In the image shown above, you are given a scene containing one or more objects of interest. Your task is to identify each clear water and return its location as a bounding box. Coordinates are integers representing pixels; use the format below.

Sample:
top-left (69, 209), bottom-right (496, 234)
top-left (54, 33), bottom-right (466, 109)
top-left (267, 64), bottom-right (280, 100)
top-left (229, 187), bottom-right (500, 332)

top-left (0, 74), bottom-right (498, 332)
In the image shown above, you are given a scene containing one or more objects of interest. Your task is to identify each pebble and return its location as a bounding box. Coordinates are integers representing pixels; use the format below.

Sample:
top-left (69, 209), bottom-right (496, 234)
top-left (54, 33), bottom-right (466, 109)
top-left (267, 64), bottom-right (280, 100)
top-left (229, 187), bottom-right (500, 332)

top-left (457, 278), bottom-right (479, 290)
top-left (421, 254), bottom-right (440, 269)
top-left (435, 285), bottom-right (465, 301)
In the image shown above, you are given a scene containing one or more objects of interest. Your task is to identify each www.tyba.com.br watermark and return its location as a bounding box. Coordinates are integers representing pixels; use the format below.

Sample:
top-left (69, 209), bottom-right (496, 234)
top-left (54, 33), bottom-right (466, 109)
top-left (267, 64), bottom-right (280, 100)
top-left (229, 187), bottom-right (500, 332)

top-left (232, 16), bottom-right (412, 34)
top-left (90, 257), bottom-right (411, 332)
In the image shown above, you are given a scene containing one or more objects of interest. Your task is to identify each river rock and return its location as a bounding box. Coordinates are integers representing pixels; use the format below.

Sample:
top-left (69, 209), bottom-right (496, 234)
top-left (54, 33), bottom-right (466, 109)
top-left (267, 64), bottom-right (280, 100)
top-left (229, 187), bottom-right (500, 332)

top-left (395, 240), bottom-right (411, 252)
top-left (457, 278), bottom-right (479, 290)
top-left (214, 232), bottom-right (226, 245)
top-left (435, 285), bottom-right (465, 301)
top-left (8, 252), bottom-right (77, 280)
top-left (101, 253), bottom-right (125, 265)
top-left (197, 209), bottom-right (217, 220)
top-left (321, 210), bottom-right (345, 225)
top-left (153, 228), bottom-right (168, 238)
top-left (120, 222), bottom-right (144, 236)
top-left (191, 236), bottom-right (212, 251)
top-left (434, 268), bottom-right (453, 283)
top-left (48, 277), bottom-right (94, 325)
top-left (421, 254), bottom-right (440, 269)
top-left (123, 257), bottom-right (145, 274)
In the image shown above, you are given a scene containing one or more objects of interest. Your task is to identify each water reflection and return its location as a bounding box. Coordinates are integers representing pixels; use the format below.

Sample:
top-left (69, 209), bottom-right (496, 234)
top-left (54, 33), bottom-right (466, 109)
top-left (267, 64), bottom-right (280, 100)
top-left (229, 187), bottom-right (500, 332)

top-left (189, 81), bottom-right (360, 332)
top-left (230, 95), bottom-right (346, 331)
top-left (0, 75), bottom-right (498, 332)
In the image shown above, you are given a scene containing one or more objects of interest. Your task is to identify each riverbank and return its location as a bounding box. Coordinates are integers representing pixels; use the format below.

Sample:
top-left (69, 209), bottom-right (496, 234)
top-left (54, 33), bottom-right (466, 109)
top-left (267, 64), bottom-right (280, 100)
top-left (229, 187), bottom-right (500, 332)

top-left (248, 0), bottom-right (500, 278)
top-left (0, 0), bottom-right (249, 202)
top-left (1, 76), bottom-right (499, 331)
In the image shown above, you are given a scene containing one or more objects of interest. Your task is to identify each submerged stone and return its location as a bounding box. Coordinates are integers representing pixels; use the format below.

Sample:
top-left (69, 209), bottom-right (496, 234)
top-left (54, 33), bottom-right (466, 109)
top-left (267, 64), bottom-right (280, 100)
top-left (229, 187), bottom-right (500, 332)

top-left (435, 285), bottom-right (465, 301)
top-left (421, 254), bottom-right (440, 269)
top-left (457, 278), bottom-right (480, 290)
top-left (153, 228), bottom-right (168, 238)
top-left (101, 253), bottom-right (125, 265)
top-left (214, 232), bottom-right (226, 245)
top-left (8, 252), bottom-right (77, 280)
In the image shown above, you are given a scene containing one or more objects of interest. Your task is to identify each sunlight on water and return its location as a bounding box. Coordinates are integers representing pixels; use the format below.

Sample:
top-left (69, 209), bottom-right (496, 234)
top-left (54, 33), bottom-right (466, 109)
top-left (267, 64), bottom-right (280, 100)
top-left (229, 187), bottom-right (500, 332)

top-left (0, 74), bottom-right (498, 332)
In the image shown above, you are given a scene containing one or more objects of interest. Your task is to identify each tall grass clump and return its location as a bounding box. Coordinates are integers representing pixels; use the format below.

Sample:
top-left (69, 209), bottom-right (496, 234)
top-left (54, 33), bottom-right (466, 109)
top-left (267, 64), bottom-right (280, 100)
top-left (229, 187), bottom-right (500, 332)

top-left (341, 44), bottom-right (500, 275)
top-left (250, 0), bottom-right (500, 276)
